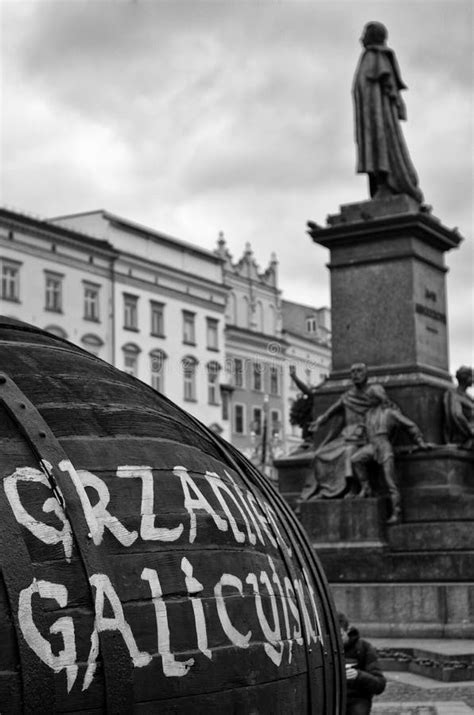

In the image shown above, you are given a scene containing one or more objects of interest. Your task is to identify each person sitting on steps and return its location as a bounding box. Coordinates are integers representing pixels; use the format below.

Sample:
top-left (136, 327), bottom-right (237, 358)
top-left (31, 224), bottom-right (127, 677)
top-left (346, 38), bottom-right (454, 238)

top-left (339, 611), bottom-right (386, 715)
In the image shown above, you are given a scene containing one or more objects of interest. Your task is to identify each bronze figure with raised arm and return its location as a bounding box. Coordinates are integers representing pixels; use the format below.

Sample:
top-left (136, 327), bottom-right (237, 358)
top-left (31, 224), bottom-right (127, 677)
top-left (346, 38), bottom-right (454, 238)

top-left (299, 363), bottom-right (372, 501)
top-left (443, 366), bottom-right (474, 448)
top-left (351, 384), bottom-right (430, 524)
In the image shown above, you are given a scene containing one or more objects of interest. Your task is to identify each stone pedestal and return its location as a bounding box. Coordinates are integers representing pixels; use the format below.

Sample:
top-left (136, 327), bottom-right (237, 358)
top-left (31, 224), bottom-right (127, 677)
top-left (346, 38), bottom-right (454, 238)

top-left (314, 197), bottom-right (462, 377)
top-left (308, 198), bottom-right (463, 441)
top-left (275, 450), bottom-right (314, 508)
top-left (275, 197), bottom-right (472, 638)
top-left (292, 447), bottom-right (474, 637)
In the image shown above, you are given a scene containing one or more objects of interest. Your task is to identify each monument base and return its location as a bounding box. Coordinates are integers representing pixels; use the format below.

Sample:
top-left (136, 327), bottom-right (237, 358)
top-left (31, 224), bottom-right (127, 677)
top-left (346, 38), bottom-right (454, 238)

top-left (275, 450), bottom-right (314, 508)
top-left (289, 448), bottom-right (474, 638)
top-left (326, 194), bottom-right (423, 226)
top-left (309, 201), bottom-right (462, 377)
top-left (299, 194), bottom-right (469, 639)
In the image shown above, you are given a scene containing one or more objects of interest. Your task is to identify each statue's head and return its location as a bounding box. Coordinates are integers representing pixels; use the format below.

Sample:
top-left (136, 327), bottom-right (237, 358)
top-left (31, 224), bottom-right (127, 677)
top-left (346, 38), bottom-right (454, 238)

top-left (350, 362), bottom-right (368, 387)
top-left (366, 383), bottom-right (389, 406)
top-left (455, 365), bottom-right (473, 389)
top-left (361, 21), bottom-right (388, 48)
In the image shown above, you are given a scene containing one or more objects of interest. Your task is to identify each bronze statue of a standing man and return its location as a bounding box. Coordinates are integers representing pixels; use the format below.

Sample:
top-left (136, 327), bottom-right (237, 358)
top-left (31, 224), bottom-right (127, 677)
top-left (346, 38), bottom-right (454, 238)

top-left (353, 21), bottom-right (423, 203)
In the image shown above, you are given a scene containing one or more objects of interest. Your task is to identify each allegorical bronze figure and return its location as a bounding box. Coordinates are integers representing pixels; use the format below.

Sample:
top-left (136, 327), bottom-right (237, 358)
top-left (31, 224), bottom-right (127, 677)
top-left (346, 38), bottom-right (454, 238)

top-left (443, 366), bottom-right (474, 448)
top-left (351, 384), bottom-right (430, 524)
top-left (288, 365), bottom-right (323, 449)
top-left (353, 21), bottom-right (423, 203)
top-left (301, 363), bottom-right (372, 501)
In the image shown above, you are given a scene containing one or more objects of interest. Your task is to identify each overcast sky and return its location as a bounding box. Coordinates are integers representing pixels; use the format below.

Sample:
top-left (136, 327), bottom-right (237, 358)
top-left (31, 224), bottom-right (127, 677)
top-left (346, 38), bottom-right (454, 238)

top-left (1, 0), bottom-right (472, 372)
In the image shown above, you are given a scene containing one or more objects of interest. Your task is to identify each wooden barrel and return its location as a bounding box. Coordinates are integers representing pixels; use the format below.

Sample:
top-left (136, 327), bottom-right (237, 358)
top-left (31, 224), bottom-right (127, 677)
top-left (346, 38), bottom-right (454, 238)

top-left (0, 318), bottom-right (344, 714)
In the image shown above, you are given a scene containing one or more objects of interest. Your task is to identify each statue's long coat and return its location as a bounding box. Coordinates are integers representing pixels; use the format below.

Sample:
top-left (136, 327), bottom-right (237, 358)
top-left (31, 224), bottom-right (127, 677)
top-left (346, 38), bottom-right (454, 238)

top-left (352, 45), bottom-right (423, 202)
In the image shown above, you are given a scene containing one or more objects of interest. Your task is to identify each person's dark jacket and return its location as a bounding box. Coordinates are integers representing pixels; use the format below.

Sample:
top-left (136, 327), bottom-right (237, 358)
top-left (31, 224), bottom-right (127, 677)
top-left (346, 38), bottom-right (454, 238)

top-left (344, 626), bottom-right (386, 704)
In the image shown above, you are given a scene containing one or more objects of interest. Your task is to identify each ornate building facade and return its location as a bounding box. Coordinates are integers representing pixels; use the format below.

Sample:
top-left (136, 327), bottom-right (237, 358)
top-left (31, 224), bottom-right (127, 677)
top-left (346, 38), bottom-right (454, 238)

top-left (50, 210), bottom-right (230, 437)
top-left (215, 233), bottom-right (287, 464)
top-left (0, 207), bottom-right (116, 360)
top-left (1, 207), bottom-right (230, 438)
top-left (1, 207), bottom-right (331, 455)
top-left (281, 299), bottom-right (332, 452)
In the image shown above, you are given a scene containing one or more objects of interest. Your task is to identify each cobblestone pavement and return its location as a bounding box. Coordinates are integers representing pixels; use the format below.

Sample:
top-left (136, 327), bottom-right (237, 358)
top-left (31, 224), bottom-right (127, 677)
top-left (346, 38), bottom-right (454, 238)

top-left (373, 705), bottom-right (472, 715)
top-left (371, 673), bottom-right (474, 714)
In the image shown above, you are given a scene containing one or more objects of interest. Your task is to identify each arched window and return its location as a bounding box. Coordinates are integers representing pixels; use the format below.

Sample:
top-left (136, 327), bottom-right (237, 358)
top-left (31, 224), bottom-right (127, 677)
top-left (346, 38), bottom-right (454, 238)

top-left (226, 292), bottom-right (237, 324)
top-left (207, 360), bottom-right (221, 405)
top-left (44, 325), bottom-right (68, 340)
top-left (122, 342), bottom-right (141, 377)
top-left (256, 301), bottom-right (264, 332)
top-left (267, 304), bottom-right (276, 335)
top-left (182, 355), bottom-right (199, 402)
top-left (150, 348), bottom-right (167, 393)
top-left (252, 361), bottom-right (263, 391)
top-left (239, 296), bottom-right (250, 328)
top-left (81, 333), bottom-right (104, 357)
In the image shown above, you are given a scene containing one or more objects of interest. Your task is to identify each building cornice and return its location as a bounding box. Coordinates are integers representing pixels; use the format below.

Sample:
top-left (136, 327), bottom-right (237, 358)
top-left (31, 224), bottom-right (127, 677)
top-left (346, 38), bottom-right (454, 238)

top-left (0, 208), bottom-right (117, 258)
top-left (281, 328), bottom-right (331, 350)
top-left (115, 272), bottom-right (227, 312)
top-left (107, 213), bottom-right (224, 263)
top-left (225, 325), bottom-right (289, 352)
top-left (51, 209), bottom-right (224, 265)
top-left (117, 250), bottom-right (229, 297)
top-left (223, 273), bottom-right (282, 297)
top-left (0, 235), bottom-right (114, 280)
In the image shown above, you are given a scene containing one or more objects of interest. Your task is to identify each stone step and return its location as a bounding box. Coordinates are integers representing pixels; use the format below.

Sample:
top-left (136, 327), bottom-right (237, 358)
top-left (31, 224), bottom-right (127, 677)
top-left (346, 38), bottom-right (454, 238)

top-left (301, 496), bottom-right (387, 544)
top-left (373, 703), bottom-right (473, 715)
top-left (331, 585), bottom-right (474, 638)
top-left (316, 547), bottom-right (474, 582)
top-left (388, 522), bottom-right (474, 551)
top-left (372, 638), bottom-right (474, 661)
top-left (376, 644), bottom-right (474, 682)
top-left (402, 492), bottom-right (474, 522)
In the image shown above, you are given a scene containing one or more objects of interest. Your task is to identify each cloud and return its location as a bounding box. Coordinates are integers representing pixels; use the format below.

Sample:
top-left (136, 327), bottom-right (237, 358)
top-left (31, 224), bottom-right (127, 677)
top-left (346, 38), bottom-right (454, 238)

top-left (1, 0), bottom-right (472, 369)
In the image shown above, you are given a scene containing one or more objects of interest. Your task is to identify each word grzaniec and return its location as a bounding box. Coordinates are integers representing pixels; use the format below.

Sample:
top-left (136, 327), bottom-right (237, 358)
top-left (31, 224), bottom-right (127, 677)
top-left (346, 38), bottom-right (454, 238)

top-left (6, 459), bottom-right (323, 694)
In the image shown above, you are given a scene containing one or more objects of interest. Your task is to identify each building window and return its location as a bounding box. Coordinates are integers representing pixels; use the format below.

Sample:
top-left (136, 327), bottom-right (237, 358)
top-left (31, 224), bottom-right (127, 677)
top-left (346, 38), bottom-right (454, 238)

top-left (124, 294), bottom-right (138, 330)
top-left (269, 366), bottom-right (280, 395)
top-left (150, 301), bottom-right (165, 337)
top-left (306, 317), bottom-right (317, 333)
top-left (289, 364), bottom-right (297, 391)
top-left (270, 409), bottom-right (281, 437)
top-left (240, 296), bottom-right (250, 328)
top-left (207, 361), bottom-right (221, 405)
top-left (122, 343), bottom-right (141, 377)
top-left (150, 349), bottom-right (167, 393)
top-left (183, 311), bottom-right (196, 345)
top-left (81, 333), bottom-right (104, 357)
top-left (84, 283), bottom-right (100, 322)
top-left (45, 272), bottom-right (63, 312)
top-left (222, 391), bottom-right (230, 421)
top-left (1, 260), bottom-right (20, 301)
top-left (183, 355), bottom-right (198, 401)
top-left (252, 361), bottom-right (263, 391)
top-left (226, 292), bottom-right (237, 324)
top-left (251, 407), bottom-right (263, 435)
top-left (206, 317), bottom-right (219, 351)
top-left (234, 404), bottom-right (245, 435)
top-left (234, 358), bottom-right (244, 388)
top-left (256, 301), bottom-right (264, 331)
top-left (45, 325), bottom-right (68, 340)
top-left (268, 304), bottom-right (276, 334)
